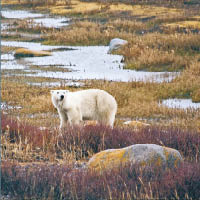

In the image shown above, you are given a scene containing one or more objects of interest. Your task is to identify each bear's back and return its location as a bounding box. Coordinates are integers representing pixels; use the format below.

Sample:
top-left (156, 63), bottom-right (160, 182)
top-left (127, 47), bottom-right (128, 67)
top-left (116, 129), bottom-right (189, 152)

top-left (69, 89), bottom-right (116, 110)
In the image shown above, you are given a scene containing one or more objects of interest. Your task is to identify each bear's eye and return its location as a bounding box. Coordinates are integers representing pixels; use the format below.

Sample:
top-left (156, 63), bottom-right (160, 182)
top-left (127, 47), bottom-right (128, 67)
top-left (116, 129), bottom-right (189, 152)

top-left (57, 92), bottom-right (59, 94)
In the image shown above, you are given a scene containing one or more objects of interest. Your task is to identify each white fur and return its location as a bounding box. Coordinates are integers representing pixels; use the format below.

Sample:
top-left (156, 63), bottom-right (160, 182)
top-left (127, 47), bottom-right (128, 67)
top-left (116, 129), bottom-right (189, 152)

top-left (50, 89), bottom-right (117, 128)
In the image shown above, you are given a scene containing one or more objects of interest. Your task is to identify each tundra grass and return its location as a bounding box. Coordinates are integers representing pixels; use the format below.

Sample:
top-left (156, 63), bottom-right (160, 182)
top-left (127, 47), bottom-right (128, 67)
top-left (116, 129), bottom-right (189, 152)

top-left (2, 69), bottom-right (200, 130)
top-left (7, 19), bottom-right (56, 34)
top-left (2, 0), bottom-right (183, 18)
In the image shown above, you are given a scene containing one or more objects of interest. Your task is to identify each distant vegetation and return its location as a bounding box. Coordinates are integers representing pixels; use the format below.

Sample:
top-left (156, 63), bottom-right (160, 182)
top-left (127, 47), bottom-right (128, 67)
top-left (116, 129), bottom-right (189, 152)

top-left (3, 0), bottom-right (200, 73)
top-left (6, 0), bottom-right (200, 7)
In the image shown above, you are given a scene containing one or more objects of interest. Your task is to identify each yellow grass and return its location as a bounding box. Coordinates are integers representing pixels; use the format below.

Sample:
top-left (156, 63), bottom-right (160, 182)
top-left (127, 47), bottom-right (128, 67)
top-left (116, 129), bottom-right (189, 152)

top-left (1, 0), bottom-right (18, 5)
top-left (2, 0), bottom-right (181, 18)
top-left (3, 72), bottom-right (200, 130)
top-left (1, 0), bottom-right (184, 22)
top-left (50, 1), bottom-right (101, 15)
top-left (48, 0), bottom-right (182, 18)
top-left (1, 78), bottom-right (53, 115)
top-left (110, 4), bottom-right (181, 18)
top-left (164, 21), bottom-right (200, 29)
top-left (192, 16), bottom-right (200, 20)
top-left (44, 20), bottom-right (132, 46)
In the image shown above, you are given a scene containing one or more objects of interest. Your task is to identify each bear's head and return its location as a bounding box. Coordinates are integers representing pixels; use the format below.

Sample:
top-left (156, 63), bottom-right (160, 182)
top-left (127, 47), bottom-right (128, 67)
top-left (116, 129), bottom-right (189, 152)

top-left (50, 90), bottom-right (69, 108)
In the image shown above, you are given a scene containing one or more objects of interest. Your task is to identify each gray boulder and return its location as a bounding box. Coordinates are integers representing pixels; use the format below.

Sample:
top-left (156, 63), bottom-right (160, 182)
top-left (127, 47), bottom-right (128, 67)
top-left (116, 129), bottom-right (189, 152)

top-left (87, 144), bottom-right (183, 172)
top-left (108, 38), bottom-right (128, 54)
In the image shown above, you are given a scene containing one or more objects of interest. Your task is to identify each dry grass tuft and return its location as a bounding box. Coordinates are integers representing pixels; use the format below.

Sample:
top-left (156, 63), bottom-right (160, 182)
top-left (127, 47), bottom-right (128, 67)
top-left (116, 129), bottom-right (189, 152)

top-left (1, 78), bottom-right (53, 114)
top-left (43, 20), bottom-right (132, 46)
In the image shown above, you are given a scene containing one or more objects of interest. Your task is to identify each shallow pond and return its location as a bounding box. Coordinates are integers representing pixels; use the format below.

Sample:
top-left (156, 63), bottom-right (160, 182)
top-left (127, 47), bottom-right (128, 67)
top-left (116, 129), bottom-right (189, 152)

top-left (1, 9), bottom-right (44, 19)
top-left (2, 41), bottom-right (178, 82)
top-left (1, 9), bottom-right (70, 28)
top-left (162, 99), bottom-right (200, 109)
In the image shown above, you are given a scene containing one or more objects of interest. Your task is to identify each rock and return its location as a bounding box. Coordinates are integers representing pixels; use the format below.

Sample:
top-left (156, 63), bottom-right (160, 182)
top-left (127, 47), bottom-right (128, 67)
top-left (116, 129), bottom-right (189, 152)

top-left (123, 120), bottom-right (150, 131)
top-left (84, 120), bottom-right (98, 126)
top-left (14, 48), bottom-right (52, 58)
top-left (108, 38), bottom-right (128, 54)
top-left (123, 120), bottom-right (150, 128)
top-left (87, 144), bottom-right (183, 172)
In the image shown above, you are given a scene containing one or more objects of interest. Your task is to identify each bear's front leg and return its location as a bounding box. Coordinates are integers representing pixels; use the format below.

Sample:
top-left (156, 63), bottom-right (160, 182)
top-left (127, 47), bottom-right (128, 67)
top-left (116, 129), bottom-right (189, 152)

top-left (58, 109), bottom-right (68, 129)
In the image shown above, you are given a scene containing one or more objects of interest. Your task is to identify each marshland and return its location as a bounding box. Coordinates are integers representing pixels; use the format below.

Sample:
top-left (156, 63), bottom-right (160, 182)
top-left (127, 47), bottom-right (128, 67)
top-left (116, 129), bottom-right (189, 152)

top-left (1, 0), bottom-right (200, 199)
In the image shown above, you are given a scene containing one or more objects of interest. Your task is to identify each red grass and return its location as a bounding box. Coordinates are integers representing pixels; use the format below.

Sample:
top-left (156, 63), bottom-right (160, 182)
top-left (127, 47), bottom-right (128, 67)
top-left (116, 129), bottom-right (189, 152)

top-left (58, 124), bottom-right (200, 161)
top-left (2, 113), bottom-right (200, 161)
top-left (1, 113), bottom-right (200, 199)
top-left (1, 113), bottom-right (51, 148)
top-left (2, 161), bottom-right (200, 199)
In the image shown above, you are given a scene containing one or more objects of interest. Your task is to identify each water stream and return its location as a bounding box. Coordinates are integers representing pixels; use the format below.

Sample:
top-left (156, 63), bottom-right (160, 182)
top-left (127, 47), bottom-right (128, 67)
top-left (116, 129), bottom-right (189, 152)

top-left (2, 40), bottom-right (178, 82)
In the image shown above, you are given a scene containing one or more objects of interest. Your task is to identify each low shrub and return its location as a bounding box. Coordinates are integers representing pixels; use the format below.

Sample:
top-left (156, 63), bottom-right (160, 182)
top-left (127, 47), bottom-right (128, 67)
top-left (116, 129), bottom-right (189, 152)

top-left (1, 161), bottom-right (73, 199)
top-left (2, 160), bottom-right (200, 199)
top-left (2, 113), bottom-right (200, 161)
top-left (1, 113), bottom-right (50, 147)
top-left (59, 124), bottom-right (200, 161)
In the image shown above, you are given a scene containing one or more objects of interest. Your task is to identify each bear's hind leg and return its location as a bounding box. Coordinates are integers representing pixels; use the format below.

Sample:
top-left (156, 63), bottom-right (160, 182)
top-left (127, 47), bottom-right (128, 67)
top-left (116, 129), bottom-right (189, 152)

top-left (107, 111), bottom-right (116, 128)
top-left (98, 108), bottom-right (116, 128)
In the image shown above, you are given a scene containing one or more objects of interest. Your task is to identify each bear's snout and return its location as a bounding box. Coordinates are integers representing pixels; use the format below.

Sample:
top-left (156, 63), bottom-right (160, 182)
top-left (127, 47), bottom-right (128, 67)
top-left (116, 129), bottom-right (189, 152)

top-left (60, 95), bottom-right (64, 100)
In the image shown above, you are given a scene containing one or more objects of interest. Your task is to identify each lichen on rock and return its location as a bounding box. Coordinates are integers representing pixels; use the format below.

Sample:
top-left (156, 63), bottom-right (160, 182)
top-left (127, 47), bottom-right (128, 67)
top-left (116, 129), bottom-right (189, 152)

top-left (87, 144), bottom-right (183, 172)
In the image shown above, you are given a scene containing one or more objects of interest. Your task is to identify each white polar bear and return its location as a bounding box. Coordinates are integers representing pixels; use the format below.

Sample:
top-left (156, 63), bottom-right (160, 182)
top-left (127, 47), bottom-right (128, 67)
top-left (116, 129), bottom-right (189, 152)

top-left (50, 89), bottom-right (117, 128)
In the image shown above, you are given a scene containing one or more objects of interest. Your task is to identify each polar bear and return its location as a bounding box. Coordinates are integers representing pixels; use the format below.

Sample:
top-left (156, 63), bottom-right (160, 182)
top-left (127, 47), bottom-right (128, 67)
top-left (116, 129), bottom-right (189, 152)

top-left (50, 89), bottom-right (117, 128)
